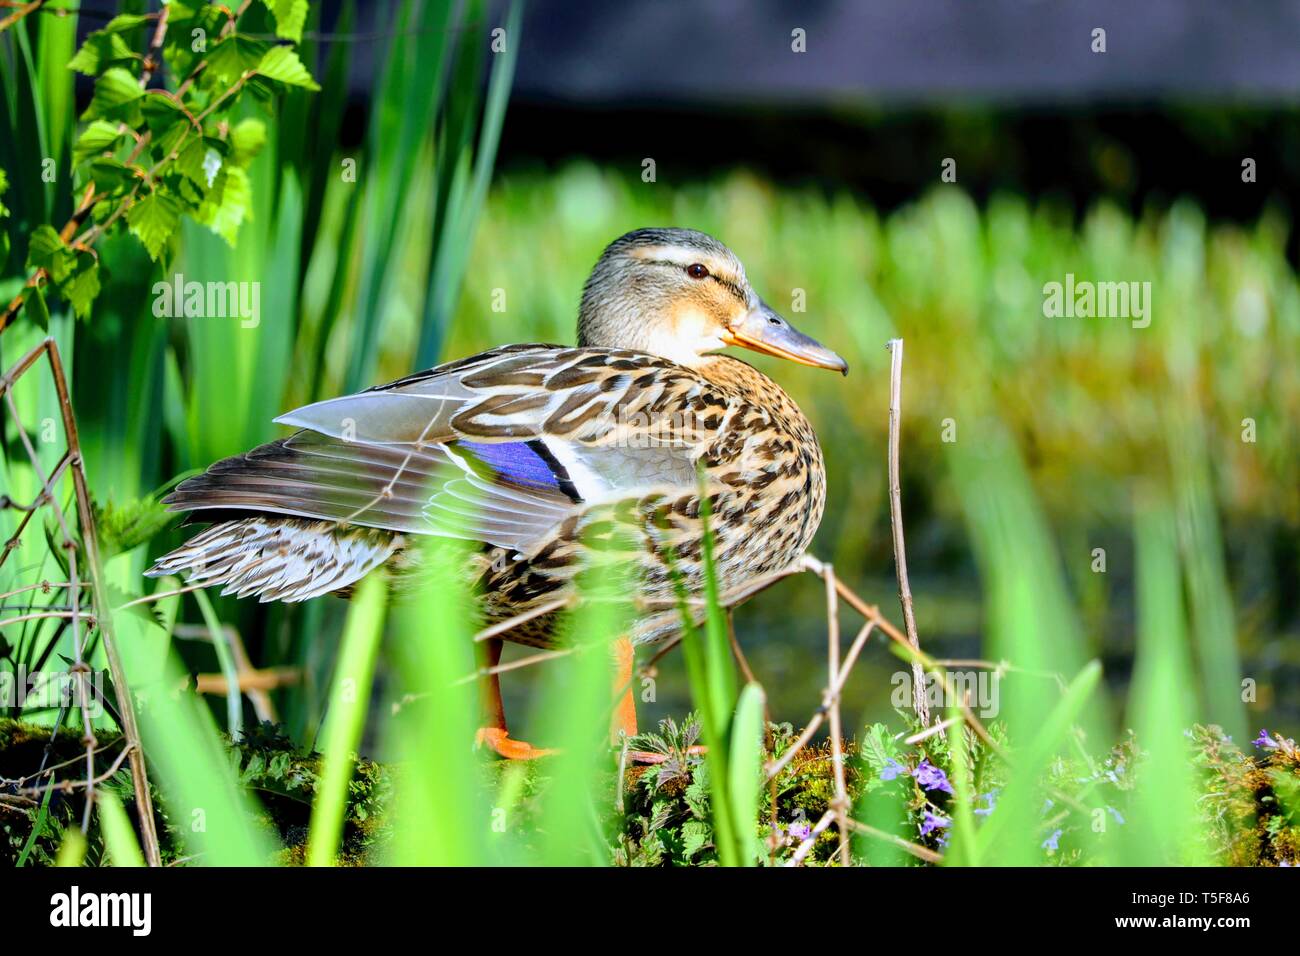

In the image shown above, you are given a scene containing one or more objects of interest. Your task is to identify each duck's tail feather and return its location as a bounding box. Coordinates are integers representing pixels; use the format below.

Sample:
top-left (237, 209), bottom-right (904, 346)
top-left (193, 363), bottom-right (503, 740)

top-left (145, 517), bottom-right (399, 603)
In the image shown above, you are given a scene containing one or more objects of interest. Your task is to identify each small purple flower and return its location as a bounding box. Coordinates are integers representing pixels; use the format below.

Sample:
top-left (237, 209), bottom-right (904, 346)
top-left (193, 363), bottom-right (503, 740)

top-left (1254, 729), bottom-right (1277, 750)
top-left (788, 821), bottom-right (812, 841)
top-left (973, 788), bottom-right (1001, 817)
top-left (1041, 798), bottom-right (1055, 815)
top-left (1106, 805), bottom-right (1126, 826)
top-left (913, 759), bottom-right (954, 795)
top-left (880, 757), bottom-right (906, 782)
top-left (920, 812), bottom-right (951, 837)
top-left (1042, 829), bottom-right (1063, 853)
top-left (1281, 860), bottom-right (1295, 868)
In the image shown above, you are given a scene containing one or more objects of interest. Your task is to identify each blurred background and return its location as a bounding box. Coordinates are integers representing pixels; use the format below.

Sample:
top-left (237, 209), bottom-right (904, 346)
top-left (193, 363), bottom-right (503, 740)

top-left (3, 0), bottom-right (1297, 755)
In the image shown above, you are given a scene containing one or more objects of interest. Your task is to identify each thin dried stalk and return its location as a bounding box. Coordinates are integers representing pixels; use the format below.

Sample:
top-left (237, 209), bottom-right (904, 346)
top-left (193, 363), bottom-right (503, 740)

top-left (824, 564), bottom-right (851, 865)
top-left (844, 817), bottom-right (943, 864)
top-left (886, 338), bottom-right (929, 726)
top-left (473, 594), bottom-right (575, 642)
top-left (454, 645), bottom-right (575, 685)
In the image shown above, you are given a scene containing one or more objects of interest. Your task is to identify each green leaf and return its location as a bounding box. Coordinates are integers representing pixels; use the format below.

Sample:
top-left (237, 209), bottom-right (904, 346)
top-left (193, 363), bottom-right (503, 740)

top-left (73, 120), bottom-right (123, 166)
top-left (64, 252), bottom-right (101, 320)
top-left (152, 116), bottom-right (192, 161)
top-left (174, 137), bottom-right (213, 187)
top-left (88, 157), bottom-right (137, 193)
top-left (23, 285), bottom-right (50, 332)
top-left (68, 31), bottom-right (136, 76)
top-left (26, 225), bottom-right (74, 282)
top-left (127, 190), bottom-right (183, 260)
top-left (262, 0), bottom-right (309, 44)
top-left (229, 118), bottom-right (267, 166)
top-left (82, 67), bottom-right (143, 122)
top-left (256, 45), bottom-right (320, 90)
top-left (141, 91), bottom-right (188, 135)
top-left (858, 722), bottom-right (901, 775)
top-left (205, 34), bottom-right (269, 86)
top-left (103, 13), bottom-right (152, 33)
top-left (681, 819), bottom-right (710, 861)
top-left (198, 166), bottom-right (252, 245)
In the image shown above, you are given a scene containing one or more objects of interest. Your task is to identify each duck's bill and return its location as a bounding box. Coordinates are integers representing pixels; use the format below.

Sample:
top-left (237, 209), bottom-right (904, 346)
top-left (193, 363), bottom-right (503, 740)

top-left (724, 305), bottom-right (849, 375)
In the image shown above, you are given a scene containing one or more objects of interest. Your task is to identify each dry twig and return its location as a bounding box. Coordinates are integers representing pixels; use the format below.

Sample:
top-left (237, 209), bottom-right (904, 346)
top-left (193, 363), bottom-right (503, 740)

top-left (886, 338), bottom-right (929, 726)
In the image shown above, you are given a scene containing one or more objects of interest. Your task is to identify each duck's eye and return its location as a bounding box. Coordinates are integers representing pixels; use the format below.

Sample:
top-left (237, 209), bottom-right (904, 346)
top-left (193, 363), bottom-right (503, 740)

top-left (686, 263), bottom-right (709, 280)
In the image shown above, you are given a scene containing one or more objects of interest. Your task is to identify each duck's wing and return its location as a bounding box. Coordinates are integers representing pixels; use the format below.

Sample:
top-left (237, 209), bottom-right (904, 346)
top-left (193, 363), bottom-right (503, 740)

top-left (162, 345), bottom-right (718, 555)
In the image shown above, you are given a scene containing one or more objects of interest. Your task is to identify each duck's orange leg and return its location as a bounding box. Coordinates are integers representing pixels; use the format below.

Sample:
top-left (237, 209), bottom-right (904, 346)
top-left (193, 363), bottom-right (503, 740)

top-left (474, 638), bottom-right (555, 760)
top-left (612, 637), bottom-right (696, 764)
top-left (611, 636), bottom-right (638, 744)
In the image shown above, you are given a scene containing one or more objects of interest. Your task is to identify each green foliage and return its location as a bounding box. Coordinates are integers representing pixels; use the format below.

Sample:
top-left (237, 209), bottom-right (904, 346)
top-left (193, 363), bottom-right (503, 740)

top-left (25, 225), bottom-right (98, 318)
top-left (10, 1), bottom-right (322, 328)
top-left (232, 721), bottom-right (392, 865)
top-left (620, 714), bottom-right (718, 865)
top-left (1194, 725), bottom-right (1300, 866)
top-left (91, 493), bottom-right (173, 559)
top-left (5, 709), bottom-right (1298, 867)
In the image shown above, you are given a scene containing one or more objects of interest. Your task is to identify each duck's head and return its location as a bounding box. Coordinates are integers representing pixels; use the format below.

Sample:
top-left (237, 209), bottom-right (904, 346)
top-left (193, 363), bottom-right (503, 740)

top-left (578, 227), bottom-right (848, 375)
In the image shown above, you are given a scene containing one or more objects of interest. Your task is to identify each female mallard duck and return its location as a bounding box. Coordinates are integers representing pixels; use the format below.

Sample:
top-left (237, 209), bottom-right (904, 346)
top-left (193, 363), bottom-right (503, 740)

top-left (148, 228), bottom-right (846, 758)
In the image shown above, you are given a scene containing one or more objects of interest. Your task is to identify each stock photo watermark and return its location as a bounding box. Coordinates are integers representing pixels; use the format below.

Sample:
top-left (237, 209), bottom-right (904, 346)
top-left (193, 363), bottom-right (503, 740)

top-left (891, 668), bottom-right (1001, 719)
top-left (0, 666), bottom-right (106, 718)
top-left (49, 887), bottom-right (151, 936)
top-left (152, 272), bottom-right (261, 329)
top-left (1042, 273), bottom-right (1152, 328)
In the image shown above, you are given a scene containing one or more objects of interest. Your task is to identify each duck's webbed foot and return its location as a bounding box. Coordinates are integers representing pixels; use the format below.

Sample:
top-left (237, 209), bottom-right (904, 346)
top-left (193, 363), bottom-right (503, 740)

top-left (475, 726), bottom-right (557, 761)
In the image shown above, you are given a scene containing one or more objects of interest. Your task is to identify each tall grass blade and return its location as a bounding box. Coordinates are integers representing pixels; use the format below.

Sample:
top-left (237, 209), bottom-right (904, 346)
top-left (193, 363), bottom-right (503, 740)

top-left (384, 539), bottom-right (486, 866)
top-left (975, 660), bottom-right (1102, 864)
top-left (729, 681), bottom-right (766, 865)
top-left (306, 572), bottom-right (388, 867)
top-left (97, 790), bottom-right (144, 868)
top-left (415, 0), bottom-right (522, 367)
top-left (110, 604), bottom-right (272, 866)
top-left (669, 487), bottom-right (742, 865)
top-left (1124, 495), bottom-right (1211, 865)
top-left (344, 0), bottom-right (455, 390)
top-left (531, 565), bottom-right (628, 865)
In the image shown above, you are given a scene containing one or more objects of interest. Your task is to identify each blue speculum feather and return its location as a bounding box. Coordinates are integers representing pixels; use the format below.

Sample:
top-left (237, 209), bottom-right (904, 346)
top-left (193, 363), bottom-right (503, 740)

top-left (454, 439), bottom-right (567, 493)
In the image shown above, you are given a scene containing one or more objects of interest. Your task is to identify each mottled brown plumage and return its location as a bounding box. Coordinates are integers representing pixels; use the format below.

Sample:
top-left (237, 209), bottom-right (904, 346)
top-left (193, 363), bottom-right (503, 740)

top-left (147, 228), bottom-right (846, 650)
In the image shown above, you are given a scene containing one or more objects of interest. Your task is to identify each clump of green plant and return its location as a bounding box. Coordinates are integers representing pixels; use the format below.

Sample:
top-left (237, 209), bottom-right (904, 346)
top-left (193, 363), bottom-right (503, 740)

top-left (855, 715), bottom-right (1141, 865)
top-left (1194, 725), bottom-right (1300, 867)
top-left (617, 715), bottom-right (865, 866)
top-left (1, 717), bottom-right (392, 866)
top-left (7, 710), bottom-right (1298, 867)
top-left (229, 721), bottom-right (392, 866)
top-left (1, 718), bottom-right (139, 866)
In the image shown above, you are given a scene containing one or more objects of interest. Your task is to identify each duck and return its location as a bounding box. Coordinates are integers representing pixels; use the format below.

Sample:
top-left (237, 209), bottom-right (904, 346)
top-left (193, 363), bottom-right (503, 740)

top-left (147, 227), bottom-right (847, 759)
